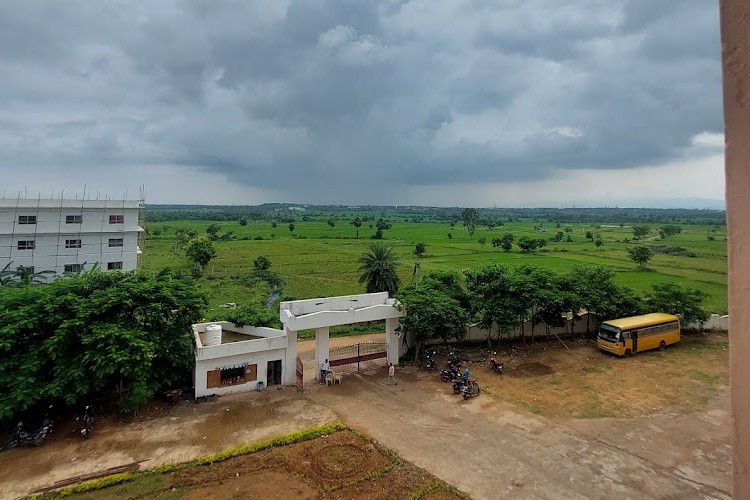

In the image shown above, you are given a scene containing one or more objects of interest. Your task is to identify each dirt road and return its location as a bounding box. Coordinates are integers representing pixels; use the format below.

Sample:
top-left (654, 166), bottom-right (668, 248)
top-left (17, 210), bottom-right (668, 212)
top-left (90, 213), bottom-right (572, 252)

top-left (305, 367), bottom-right (731, 500)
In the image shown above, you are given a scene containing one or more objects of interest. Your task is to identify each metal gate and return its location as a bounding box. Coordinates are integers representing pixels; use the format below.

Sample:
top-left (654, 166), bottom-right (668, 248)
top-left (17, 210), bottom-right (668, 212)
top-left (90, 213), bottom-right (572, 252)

top-left (329, 342), bottom-right (387, 374)
top-left (296, 356), bottom-right (303, 392)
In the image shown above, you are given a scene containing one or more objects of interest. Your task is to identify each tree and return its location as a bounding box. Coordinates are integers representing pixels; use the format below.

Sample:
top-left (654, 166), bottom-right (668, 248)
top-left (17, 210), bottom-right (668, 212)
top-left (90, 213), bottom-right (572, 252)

top-left (351, 217), bottom-right (362, 238)
top-left (594, 237), bottom-right (603, 248)
top-left (253, 256), bottom-right (271, 272)
top-left (396, 280), bottom-right (467, 361)
top-left (659, 225), bottom-right (682, 239)
top-left (288, 222), bottom-right (295, 235)
top-left (358, 243), bottom-right (401, 296)
top-left (238, 218), bottom-right (248, 226)
top-left (151, 228), bottom-right (162, 237)
top-left (271, 221), bottom-right (278, 229)
top-left (517, 236), bottom-right (546, 253)
top-left (413, 242), bottom-right (426, 259)
top-left (185, 237), bottom-right (217, 269)
top-left (552, 231), bottom-right (564, 242)
top-left (327, 218), bottom-right (336, 230)
top-left (465, 264), bottom-right (517, 347)
top-left (371, 218), bottom-right (392, 239)
top-left (461, 208), bottom-right (479, 238)
top-left (447, 233), bottom-right (453, 239)
top-left (491, 237), bottom-right (502, 249)
top-left (206, 223), bottom-right (221, 241)
top-left (212, 304), bottom-right (280, 329)
top-left (0, 270), bottom-right (206, 420)
top-left (478, 237), bottom-right (487, 248)
top-left (500, 233), bottom-right (514, 252)
top-left (509, 265), bottom-right (557, 343)
top-left (644, 283), bottom-right (708, 326)
top-left (585, 231), bottom-right (594, 242)
top-left (627, 246), bottom-right (654, 268)
top-left (632, 225), bottom-right (650, 240)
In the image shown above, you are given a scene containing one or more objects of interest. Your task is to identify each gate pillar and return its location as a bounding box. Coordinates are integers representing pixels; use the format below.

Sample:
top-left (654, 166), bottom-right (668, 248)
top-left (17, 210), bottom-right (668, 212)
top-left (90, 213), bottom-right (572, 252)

top-left (283, 327), bottom-right (298, 385)
top-left (386, 317), bottom-right (400, 365)
top-left (315, 326), bottom-right (330, 380)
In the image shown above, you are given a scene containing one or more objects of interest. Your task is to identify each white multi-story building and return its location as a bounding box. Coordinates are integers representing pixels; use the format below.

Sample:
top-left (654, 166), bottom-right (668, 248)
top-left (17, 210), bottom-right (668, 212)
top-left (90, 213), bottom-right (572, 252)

top-left (0, 198), bottom-right (144, 277)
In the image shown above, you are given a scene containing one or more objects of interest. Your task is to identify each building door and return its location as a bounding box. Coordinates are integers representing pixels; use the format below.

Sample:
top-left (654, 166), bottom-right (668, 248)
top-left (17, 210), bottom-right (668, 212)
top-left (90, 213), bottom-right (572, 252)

top-left (267, 360), bottom-right (282, 386)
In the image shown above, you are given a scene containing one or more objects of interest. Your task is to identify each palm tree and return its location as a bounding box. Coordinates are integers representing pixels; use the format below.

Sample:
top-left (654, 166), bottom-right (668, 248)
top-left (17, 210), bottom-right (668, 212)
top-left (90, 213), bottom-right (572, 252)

top-left (358, 243), bottom-right (401, 296)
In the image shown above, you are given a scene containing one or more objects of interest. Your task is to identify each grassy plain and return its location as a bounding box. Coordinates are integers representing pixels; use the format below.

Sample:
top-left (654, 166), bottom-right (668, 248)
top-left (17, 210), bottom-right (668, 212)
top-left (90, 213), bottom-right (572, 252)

top-left (141, 218), bottom-right (728, 315)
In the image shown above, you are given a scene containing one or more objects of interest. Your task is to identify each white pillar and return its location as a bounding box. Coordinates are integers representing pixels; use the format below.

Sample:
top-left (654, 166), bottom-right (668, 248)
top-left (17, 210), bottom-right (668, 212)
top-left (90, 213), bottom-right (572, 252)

top-left (386, 317), bottom-right (400, 365)
top-left (283, 327), bottom-right (297, 385)
top-left (315, 326), bottom-right (330, 380)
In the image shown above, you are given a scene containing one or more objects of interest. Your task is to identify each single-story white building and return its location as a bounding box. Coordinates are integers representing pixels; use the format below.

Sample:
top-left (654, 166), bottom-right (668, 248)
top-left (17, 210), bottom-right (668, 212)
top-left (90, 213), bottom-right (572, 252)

top-left (192, 321), bottom-right (293, 398)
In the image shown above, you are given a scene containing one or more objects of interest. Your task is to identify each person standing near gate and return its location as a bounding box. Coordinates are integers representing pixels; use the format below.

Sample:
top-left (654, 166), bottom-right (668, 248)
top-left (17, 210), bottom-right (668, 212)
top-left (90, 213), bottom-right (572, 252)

top-left (320, 359), bottom-right (330, 384)
top-left (388, 363), bottom-right (397, 385)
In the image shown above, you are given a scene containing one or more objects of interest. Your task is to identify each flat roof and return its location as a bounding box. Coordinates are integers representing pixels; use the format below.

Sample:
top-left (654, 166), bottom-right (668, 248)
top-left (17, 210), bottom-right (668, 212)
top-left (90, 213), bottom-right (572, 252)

top-left (0, 199), bottom-right (144, 210)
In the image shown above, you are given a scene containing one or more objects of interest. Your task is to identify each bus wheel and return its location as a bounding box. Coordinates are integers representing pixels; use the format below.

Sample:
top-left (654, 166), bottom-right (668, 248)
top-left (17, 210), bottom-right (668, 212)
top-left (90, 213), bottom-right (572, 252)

top-left (624, 349), bottom-right (631, 357)
top-left (659, 340), bottom-right (666, 351)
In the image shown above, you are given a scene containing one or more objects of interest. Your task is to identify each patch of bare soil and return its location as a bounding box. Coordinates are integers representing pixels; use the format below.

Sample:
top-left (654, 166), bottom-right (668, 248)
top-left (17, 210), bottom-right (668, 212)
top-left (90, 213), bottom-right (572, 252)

top-left (60, 430), bottom-right (457, 499)
top-left (506, 362), bottom-right (555, 378)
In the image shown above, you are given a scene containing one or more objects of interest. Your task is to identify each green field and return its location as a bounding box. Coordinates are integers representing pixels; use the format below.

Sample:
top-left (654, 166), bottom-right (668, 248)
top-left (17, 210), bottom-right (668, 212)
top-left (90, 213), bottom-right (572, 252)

top-left (140, 215), bottom-right (728, 316)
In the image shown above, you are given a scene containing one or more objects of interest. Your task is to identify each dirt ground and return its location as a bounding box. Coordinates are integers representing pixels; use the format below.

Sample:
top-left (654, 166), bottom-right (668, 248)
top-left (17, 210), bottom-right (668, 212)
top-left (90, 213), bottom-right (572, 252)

top-left (0, 333), bottom-right (732, 500)
top-left (59, 430), bottom-right (458, 500)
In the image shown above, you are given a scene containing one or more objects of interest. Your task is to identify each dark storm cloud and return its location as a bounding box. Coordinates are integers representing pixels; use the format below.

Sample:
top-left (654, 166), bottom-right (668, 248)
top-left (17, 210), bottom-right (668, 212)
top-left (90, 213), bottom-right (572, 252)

top-left (0, 0), bottom-right (722, 203)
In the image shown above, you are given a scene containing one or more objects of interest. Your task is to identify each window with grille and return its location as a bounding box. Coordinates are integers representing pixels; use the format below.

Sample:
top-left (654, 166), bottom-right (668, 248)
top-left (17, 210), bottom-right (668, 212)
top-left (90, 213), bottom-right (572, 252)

top-left (107, 261), bottom-right (123, 270)
top-left (109, 214), bottom-right (124, 224)
top-left (66, 215), bottom-right (82, 224)
top-left (108, 238), bottom-right (124, 247)
top-left (64, 264), bottom-right (83, 272)
top-left (65, 239), bottom-right (82, 249)
top-left (18, 215), bottom-right (37, 224)
top-left (17, 240), bottom-right (35, 250)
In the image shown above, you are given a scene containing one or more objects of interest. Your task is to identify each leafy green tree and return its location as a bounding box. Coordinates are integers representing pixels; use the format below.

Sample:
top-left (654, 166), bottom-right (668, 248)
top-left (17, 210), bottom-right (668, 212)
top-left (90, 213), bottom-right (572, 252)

top-left (327, 218), bottom-right (336, 230)
top-left (413, 242), bottom-right (426, 259)
top-left (517, 236), bottom-right (546, 253)
top-left (151, 228), bottom-right (162, 237)
top-left (500, 233), bottom-right (514, 252)
top-left (351, 216), bottom-right (362, 238)
top-left (239, 218), bottom-right (247, 226)
top-left (632, 225), bottom-right (650, 240)
top-left (447, 233), bottom-right (453, 239)
top-left (212, 305), bottom-right (280, 329)
top-left (567, 266), bottom-right (642, 334)
top-left (508, 265), bottom-right (556, 343)
top-left (552, 231), bottom-right (564, 242)
top-left (371, 218), bottom-right (392, 239)
top-left (185, 237), bottom-right (217, 269)
top-left (594, 237), bottom-right (603, 248)
top-left (396, 280), bottom-right (467, 360)
top-left (465, 264), bottom-right (517, 347)
top-left (478, 237), bottom-right (487, 248)
top-left (288, 222), bottom-right (295, 235)
top-left (627, 246), bottom-right (654, 268)
top-left (491, 237), bottom-right (502, 249)
top-left (358, 243), bottom-right (401, 296)
top-left (271, 221), bottom-right (278, 229)
top-left (0, 271), bottom-right (206, 420)
top-left (253, 256), bottom-right (271, 271)
top-left (585, 231), bottom-right (594, 242)
top-left (659, 225), bottom-right (682, 239)
top-left (206, 223), bottom-right (222, 241)
top-left (461, 208), bottom-right (479, 238)
top-left (644, 283), bottom-right (708, 326)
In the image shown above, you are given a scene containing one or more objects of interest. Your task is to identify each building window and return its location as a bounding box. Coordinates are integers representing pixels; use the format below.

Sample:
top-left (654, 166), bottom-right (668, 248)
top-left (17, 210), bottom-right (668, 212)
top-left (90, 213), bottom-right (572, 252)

top-left (109, 215), bottom-right (124, 224)
top-left (17, 240), bottom-right (35, 250)
top-left (107, 261), bottom-right (123, 270)
top-left (18, 215), bottom-right (37, 224)
top-left (64, 264), bottom-right (83, 273)
top-left (66, 215), bottom-right (82, 224)
top-left (19, 266), bottom-right (34, 274)
top-left (65, 239), bottom-right (82, 249)
top-left (108, 238), bottom-right (124, 247)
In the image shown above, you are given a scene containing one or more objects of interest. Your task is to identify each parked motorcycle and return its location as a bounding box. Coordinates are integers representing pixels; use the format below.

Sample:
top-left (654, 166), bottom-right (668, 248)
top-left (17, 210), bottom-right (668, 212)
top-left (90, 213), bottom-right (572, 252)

top-left (460, 379), bottom-right (481, 400)
top-left (425, 350), bottom-right (437, 372)
top-left (76, 406), bottom-right (94, 438)
top-left (11, 406), bottom-right (54, 448)
top-left (440, 366), bottom-right (460, 382)
top-left (448, 350), bottom-right (461, 369)
top-left (452, 375), bottom-right (468, 394)
top-left (489, 353), bottom-right (504, 374)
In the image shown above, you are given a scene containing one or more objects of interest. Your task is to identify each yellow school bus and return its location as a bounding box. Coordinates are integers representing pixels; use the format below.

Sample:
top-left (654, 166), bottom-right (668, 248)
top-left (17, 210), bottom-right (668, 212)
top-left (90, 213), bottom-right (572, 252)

top-left (597, 313), bottom-right (680, 357)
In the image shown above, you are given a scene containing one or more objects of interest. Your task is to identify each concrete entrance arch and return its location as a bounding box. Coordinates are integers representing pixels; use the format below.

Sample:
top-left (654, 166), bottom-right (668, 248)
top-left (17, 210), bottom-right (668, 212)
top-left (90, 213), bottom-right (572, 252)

top-left (279, 292), bottom-right (405, 383)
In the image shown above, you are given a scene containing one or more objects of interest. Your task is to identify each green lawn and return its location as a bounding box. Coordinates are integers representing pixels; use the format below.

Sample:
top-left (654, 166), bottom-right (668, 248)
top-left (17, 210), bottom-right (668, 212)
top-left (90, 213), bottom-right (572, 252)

top-left (141, 219), bottom-right (728, 314)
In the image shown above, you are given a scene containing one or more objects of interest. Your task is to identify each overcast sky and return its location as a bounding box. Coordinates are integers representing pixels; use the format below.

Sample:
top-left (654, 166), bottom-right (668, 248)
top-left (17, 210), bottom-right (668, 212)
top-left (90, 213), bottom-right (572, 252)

top-left (0, 0), bottom-right (724, 207)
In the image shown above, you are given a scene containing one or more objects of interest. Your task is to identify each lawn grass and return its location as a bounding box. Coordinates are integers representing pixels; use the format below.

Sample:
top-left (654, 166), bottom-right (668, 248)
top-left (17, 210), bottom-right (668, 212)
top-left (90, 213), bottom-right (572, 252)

top-left (141, 219), bottom-right (728, 314)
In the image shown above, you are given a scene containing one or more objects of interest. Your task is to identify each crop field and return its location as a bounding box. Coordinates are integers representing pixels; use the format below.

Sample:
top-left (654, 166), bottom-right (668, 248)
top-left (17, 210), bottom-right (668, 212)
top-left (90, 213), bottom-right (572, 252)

top-left (141, 216), bottom-right (728, 314)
